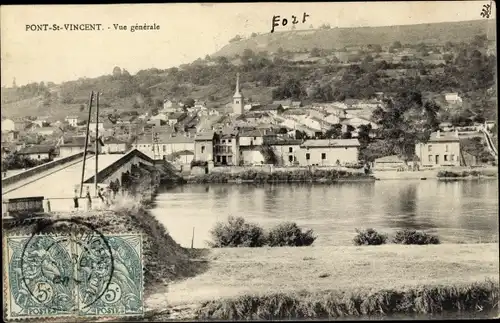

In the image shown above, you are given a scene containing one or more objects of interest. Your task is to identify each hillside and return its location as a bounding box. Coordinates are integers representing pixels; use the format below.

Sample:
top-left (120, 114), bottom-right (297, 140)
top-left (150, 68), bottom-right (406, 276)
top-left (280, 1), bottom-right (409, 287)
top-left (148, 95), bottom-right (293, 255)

top-left (213, 19), bottom-right (496, 57)
top-left (0, 19), bottom-right (496, 122)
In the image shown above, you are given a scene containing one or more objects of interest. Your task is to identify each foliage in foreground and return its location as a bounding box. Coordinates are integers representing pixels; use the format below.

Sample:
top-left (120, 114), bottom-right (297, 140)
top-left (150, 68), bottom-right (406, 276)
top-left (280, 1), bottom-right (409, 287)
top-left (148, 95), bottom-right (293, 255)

top-left (208, 216), bottom-right (267, 248)
top-left (267, 222), bottom-right (317, 247)
top-left (392, 229), bottom-right (440, 245)
top-left (209, 216), bottom-right (316, 248)
top-left (353, 228), bottom-right (388, 246)
top-left (195, 280), bottom-right (499, 320)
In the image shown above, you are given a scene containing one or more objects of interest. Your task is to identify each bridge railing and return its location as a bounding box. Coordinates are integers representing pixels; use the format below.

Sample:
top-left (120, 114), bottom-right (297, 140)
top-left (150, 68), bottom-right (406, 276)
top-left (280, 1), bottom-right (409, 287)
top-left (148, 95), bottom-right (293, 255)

top-left (1, 151), bottom-right (88, 187)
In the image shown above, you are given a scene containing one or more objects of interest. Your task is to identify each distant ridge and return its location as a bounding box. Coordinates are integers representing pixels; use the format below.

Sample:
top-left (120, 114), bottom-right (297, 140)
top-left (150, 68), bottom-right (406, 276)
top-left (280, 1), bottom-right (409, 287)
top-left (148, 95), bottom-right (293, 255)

top-left (213, 19), bottom-right (496, 57)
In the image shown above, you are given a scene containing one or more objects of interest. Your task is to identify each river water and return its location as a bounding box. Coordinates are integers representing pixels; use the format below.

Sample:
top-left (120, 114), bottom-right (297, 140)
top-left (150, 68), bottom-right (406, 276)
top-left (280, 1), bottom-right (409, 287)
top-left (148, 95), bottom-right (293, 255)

top-left (150, 179), bottom-right (499, 248)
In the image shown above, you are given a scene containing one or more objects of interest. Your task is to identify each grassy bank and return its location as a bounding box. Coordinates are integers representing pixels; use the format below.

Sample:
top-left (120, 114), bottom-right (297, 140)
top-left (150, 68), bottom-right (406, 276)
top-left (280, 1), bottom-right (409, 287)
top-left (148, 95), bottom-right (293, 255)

top-left (3, 161), bottom-right (202, 298)
top-left (145, 243), bottom-right (499, 319)
top-left (188, 169), bottom-right (373, 184)
top-left (195, 281), bottom-right (499, 320)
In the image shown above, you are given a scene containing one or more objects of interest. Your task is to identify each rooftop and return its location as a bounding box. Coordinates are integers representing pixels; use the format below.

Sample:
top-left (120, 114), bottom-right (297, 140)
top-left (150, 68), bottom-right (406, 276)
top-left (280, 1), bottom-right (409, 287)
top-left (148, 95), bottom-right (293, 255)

top-left (18, 145), bottom-right (55, 155)
top-left (301, 139), bottom-right (361, 148)
top-left (428, 131), bottom-right (460, 142)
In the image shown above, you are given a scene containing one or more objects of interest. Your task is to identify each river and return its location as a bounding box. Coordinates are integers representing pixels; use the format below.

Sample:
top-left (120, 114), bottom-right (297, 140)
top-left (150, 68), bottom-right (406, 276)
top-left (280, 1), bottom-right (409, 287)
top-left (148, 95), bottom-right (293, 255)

top-left (150, 179), bottom-right (499, 248)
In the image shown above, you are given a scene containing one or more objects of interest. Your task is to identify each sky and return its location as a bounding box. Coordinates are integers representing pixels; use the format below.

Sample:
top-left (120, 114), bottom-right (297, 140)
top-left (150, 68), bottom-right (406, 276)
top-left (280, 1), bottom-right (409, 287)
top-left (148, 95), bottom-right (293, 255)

top-left (1, 2), bottom-right (496, 87)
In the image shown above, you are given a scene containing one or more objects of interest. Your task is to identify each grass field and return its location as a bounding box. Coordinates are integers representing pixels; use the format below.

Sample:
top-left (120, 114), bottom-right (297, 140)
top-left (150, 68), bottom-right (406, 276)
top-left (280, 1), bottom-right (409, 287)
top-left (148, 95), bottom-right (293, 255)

top-left (147, 243), bottom-right (499, 310)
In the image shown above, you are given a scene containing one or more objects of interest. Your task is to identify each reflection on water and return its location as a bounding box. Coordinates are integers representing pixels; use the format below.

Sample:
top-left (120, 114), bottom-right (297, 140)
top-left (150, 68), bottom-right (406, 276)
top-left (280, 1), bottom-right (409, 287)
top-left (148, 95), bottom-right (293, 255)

top-left (150, 180), bottom-right (499, 248)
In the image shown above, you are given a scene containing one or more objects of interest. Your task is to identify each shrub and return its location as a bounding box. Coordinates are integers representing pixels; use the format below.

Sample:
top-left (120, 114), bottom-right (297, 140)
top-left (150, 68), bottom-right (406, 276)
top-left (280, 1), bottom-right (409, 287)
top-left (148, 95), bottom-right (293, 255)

top-left (267, 222), bottom-right (316, 247)
top-left (209, 216), bottom-right (266, 248)
top-left (392, 229), bottom-right (440, 245)
top-left (353, 228), bottom-right (387, 246)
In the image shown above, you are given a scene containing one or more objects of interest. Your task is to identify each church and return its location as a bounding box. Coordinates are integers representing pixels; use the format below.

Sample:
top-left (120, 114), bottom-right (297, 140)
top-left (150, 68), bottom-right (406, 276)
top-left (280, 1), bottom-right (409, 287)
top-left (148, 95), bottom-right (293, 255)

top-left (232, 73), bottom-right (244, 115)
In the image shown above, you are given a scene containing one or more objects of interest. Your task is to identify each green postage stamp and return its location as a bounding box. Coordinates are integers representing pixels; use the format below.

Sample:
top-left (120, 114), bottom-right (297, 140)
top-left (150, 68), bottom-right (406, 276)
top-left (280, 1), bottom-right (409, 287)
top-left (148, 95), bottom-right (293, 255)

top-left (3, 232), bottom-right (144, 320)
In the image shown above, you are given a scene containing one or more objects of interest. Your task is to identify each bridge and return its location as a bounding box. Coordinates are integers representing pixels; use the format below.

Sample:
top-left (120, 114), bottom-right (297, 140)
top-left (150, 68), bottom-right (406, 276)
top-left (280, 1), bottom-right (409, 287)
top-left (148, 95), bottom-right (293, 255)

top-left (2, 149), bottom-right (155, 214)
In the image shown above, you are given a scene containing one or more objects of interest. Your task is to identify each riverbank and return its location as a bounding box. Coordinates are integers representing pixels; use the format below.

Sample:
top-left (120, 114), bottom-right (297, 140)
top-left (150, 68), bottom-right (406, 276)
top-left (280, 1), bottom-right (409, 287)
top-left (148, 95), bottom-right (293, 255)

top-left (186, 169), bottom-right (374, 184)
top-left (373, 166), bottom-right (498, 180)
top-left (145, 243), bottom-right (499, 320)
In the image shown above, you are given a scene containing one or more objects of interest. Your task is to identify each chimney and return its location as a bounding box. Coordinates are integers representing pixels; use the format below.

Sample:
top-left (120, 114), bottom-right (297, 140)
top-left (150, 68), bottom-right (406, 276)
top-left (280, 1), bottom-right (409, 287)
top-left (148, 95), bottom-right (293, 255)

top-left (436, 130), bottom-right (440, 138)
top-left (455, 129), bottom-right (459, 138)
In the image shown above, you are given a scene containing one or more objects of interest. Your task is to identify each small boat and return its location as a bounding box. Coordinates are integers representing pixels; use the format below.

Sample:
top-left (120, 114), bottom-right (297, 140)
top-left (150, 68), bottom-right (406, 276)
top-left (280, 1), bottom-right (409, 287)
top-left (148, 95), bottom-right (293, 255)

top-left (420, 178), bottom-right (427, 180)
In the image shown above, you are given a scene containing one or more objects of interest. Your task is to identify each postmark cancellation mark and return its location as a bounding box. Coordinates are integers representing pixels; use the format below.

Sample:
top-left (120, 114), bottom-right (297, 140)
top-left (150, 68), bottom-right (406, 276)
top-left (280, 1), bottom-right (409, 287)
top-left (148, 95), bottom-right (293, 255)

top-left (4, 233), bottom-right (144, 320)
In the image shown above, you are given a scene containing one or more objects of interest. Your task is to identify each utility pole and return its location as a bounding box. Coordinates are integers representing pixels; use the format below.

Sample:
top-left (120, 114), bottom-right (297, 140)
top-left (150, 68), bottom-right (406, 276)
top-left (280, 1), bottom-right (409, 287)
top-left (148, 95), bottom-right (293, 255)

top-left (95, 92), bottom-right (100, 197)
top-left (80, 91), bottom-right (94, 197)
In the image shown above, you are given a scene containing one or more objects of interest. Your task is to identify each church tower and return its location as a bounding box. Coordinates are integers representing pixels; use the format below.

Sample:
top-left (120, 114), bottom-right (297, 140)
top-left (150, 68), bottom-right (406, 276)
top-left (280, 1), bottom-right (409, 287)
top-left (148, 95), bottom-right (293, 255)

top-left (232, 73), bottom-right (244, 115)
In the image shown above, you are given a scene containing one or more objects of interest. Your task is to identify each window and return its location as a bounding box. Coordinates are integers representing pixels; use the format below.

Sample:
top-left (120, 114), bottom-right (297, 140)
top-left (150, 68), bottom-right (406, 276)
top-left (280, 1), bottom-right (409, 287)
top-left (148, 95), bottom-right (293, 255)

top-left (288, 147), bottom-right (293, 153)
top-left (288, 155), bottom-right (293, 162)
top-left (254, 137), bottom-right (257, 140)
top-left (428, 145), bottom-right (432, 152)
top-left (38, 155), bottom-right (41, 159)
top-left (163, 145), bottom-right (166, 152)
top-left (445, 145), bottom-right (448, 152)
top-left (222, 140), bottom-right (225, 144)
top-left (306, 153), bottom-right (310, 160)
top-left (228, 139), bottom-right (232, 143)
top-left (321, 153), bottom-right (326, 160)
top-left (428, 155), bottom-right (433, 162)
top-left (201, 146), bottom-right (205, 153)
top-left (228, 156), bottom-right (233, 164)
top-left (216, 156), bottom-right (221, 162)
top-left (451, 154), bottom-right (455, 161)
top-left (444, 155), bottom-right (448, 161)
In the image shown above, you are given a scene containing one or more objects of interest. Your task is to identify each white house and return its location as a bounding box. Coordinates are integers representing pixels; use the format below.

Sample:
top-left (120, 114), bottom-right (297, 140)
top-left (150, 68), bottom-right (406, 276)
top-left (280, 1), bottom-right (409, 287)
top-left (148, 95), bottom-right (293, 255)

top-left (444, 93), bottom-right (462, 104)
top-left (65, 116), bottom-right (79, 127)
top-left (1, 119), bottom-right (15, 132)
top-left (295, 139), bottom-right (360, 166)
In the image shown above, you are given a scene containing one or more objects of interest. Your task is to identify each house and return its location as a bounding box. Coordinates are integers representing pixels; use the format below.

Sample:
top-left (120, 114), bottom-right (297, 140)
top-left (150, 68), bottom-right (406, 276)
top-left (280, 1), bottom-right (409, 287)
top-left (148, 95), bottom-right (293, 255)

top-left (167, 112), bottom-right (187, 126)
top-left (272, 100), bottom-right (293, 109)
top-left (296, 139), bottom-right (360, 166)
top-left (1, 118), bottom-right (16, 132)
top-left (59, 136), bottom-right (103, 158)
top-left (194, 100), bottom-right (207, 110)
top-left (88, 122), bottom-right (105, 134)
top-left (33, 126), bottom-right (61, 137)
top-left (133, 132), bottom-right (195, 160)
top-left (238, 129), bottom-right (278, 165)
top-left (485, 120), bottom-right (496, 131)
top-left (17, 145), bottom-right (56, 161)
top-left (439, 122), bottom-right (454, 132)
top-left (373, 155), bottom-right (406, 170)
top-left (444, 93), bottom-right (462, 105)
top-left (2, 130), bottom-right (19, 142)
top-left (194, 131), bottom-right (215, 162)
top-left (341, 117), bottom-right (378, 130)
top-left (213, 130), bottom-right (240, 166)
top-left (103, 137), bottom-right (127, 154)
top-left (414, 130), bottom-right (460, 167)
top-left (268, 138), bottom-right (303, 166)
top-left (150, 113), bottom-right (168, 122)
top-left (250, 104), bottom-right (284, 116)
top-left (168, 150), bottom-right (195, 165)
top-left (65, 116), bottom-right (79, 127)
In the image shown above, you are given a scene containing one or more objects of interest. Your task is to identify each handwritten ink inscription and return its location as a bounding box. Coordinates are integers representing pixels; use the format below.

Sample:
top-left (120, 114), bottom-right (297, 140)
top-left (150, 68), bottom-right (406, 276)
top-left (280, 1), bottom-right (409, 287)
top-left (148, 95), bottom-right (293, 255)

top-left (480, 3), bottom-right (492, 18)
top-left (271, 13), bottom-right (309, 33)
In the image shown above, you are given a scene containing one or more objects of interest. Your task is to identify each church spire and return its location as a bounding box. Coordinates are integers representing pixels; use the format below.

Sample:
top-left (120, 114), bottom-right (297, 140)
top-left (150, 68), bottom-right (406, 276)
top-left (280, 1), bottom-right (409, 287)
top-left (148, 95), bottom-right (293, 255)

top-left (234, 72), bottom-right (241, 97)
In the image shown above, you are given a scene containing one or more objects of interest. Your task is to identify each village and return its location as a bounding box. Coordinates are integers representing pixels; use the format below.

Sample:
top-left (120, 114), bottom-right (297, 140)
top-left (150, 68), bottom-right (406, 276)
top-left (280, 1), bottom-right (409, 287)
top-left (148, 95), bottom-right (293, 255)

top-left (1, 71), bottom-right (497, 178)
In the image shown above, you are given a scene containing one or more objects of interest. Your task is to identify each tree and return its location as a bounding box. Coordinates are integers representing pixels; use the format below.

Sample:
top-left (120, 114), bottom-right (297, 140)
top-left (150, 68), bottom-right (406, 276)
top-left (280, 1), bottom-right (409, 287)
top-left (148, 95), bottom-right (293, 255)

top-left (112, 66), bottom-right (122, 78)
top-left (229, 35), bottom-right (242, 43)
top-left (184, 98), bottom-right (195, 108)
top-left (310, 47), bottom-right (322, 57)
top-left (392, 41), bottom-right (402, 49)
top-left (371, 91), bottom-right (440, 159)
